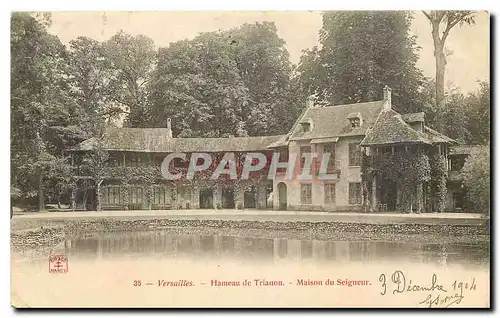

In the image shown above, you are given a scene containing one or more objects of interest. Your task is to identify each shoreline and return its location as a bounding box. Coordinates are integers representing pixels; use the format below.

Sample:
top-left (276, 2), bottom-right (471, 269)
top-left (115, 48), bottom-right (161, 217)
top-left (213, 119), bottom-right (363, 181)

top-left (11, 217), bottom-right (490, 255)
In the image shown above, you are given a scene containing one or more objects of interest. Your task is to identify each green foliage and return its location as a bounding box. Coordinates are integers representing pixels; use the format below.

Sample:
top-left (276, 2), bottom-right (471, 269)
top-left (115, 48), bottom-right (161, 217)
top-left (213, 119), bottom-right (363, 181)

top-left (372, 149), bottom-right (431, 212)
top-left (11, 12), bottom-right (75, 209)
top-left (375, 150), bottom-right (431, 184)
top-left (465, 82), bottom-right (490, 145)
top-left (67, 36), bottom-right (120, 132)
top-left (461, 146), bottom-right (490, 214)
top-left (103, 31), bottom-right (156, 127)
top-left (296, 11), bottom-right (425, 113)
top-left (148, 22), bottom-right (298, 137)
top-left (429, 152), bottom-right (447, 212)
top-left (423, 80), bottom-right (490, 145)
top-left (149, 32), bottom-right (249, 137)
top-left (227, 22), bottom-right (299, 135)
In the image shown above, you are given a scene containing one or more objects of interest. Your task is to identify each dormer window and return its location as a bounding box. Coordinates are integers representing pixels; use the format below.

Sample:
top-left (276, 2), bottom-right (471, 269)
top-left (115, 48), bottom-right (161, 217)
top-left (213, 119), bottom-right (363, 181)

top-left (301, 122), bottom-right (311, 132)
top-left (300, 119), bottom-right (313, 133)
top-left (350, 118), bottom-right (360, 128)
top-left (347, 112), bottom-right (362, 128)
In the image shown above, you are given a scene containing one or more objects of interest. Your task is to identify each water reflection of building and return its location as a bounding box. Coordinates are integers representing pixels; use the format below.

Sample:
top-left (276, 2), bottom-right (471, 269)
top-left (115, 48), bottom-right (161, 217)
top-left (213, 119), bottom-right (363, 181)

top-left (64, 232), bottom-right (488, 267)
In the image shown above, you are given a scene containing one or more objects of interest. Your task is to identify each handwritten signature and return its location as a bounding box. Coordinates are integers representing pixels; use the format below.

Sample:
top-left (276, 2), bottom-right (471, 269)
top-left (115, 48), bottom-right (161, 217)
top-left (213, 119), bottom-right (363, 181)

top-left (379, 270), bottom-right (477, 308)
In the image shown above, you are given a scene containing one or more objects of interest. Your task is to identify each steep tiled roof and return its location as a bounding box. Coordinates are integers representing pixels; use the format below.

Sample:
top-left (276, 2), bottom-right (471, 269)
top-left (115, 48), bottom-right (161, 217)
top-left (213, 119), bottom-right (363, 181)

top-left (71, 127), bottom-right (285, 153)
top-left (449, 145), bottom-right (482, 155)
top-left (402, 112), bottom-right (425, 123)
top-left (290, 100), bottom-right (386, 141)
top-left (360, 109), bottom-right (431, 146)
top-left (424, 126), bottom-right (456, 144)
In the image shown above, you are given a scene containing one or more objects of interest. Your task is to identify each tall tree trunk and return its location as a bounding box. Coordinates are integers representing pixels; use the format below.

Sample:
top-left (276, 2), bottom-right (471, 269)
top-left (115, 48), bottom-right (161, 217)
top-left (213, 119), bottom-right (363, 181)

top-left (435, 47), bottom-right (446, 108)
top-left (431, 23), bottom-right (446, 133)
top-left (38, 171), bottom-right (44, 212)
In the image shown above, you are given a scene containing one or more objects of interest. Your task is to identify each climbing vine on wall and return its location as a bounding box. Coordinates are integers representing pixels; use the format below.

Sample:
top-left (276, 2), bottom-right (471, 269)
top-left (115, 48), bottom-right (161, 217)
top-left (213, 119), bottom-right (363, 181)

top-left (369, 148), bottom-right (431, 212)
top-left (361, 152), bottom-right (375, 212)
top-left (104, 166), bottom-right (162, 209)
top-left (430, 152), bottom-right (447, 212)
top-left (139, 167), bottom-right (160, 210)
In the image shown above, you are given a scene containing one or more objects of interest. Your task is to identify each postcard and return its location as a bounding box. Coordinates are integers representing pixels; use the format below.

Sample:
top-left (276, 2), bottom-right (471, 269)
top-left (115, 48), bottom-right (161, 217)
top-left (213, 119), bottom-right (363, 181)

top-left (10, 10), bottom-right (490, 308)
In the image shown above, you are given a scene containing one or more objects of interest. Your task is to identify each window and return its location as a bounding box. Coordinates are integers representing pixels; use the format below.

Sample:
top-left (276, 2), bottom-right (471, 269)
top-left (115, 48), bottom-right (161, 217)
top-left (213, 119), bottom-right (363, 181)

top-left (130, 155), bottom-right (139, 167)
top-left (104, 187), bottom-right (120, 205)
top-left (300, 183), bottom-right (312, 204)
top-left (178, 186), bottom-right (192, 201)
top-left (300, 146), bottom-right (311, 169)
top-left (301, 122), bottom-right (311, 132)
top-left (348, 182), bottom-right (362, 205)
top-left (153, 186), bottom-right (167, 205)
top-left (279, 148), bottom-right (289, 162)
top-left (130, 186), bottom-right (143, 204)
top-left (349, 143), bottom-right (361, 166)
top-left (276, 148), bottom-right (289, 174)
top-left (324, 183), bottom-right (336, 204)
top-left (323, 144), bottom-right (336, 170)
top-left (349, 118), bottom-right (360, 128)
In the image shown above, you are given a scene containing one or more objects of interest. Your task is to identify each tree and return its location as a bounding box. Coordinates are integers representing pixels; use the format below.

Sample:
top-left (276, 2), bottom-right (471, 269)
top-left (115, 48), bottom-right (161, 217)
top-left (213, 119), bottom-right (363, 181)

top-left (422, 10), bottom-right (476, 130)
top-left (149, 31), bottom-right (250, 137)
top-left (226, 22), bottom-right (298, 135)
top-left (422, 80), bottom-right (490, 145)
top-left (147, 22), bottom-right (299, 137)
top-left (465, 81), bottom-right (490, 145)
top-left (81, 138), bottom-right (109, 212)
top-left (11, 12), bottom-right (74, 211)
top-left (102, 31), bottom-right (157, 127)
top-left (461, 145), bottom-right (490, 215)
top-left (296, 11), bottom-right (425, 113)
top-left (67, 36), bottom-right (119, 133)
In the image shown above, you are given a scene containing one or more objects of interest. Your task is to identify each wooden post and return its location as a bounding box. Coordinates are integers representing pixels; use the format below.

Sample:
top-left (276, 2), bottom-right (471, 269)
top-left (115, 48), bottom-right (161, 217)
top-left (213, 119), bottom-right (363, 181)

top-left (371, 175), bottom-right (377, 212)
top-left (71, 184), bottom-right (77, 211)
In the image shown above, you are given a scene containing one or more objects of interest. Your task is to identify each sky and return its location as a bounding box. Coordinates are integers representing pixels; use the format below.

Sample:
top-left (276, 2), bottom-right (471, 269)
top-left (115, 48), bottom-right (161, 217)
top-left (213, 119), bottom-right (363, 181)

top-left (48, 11), bottom-right (490, 93)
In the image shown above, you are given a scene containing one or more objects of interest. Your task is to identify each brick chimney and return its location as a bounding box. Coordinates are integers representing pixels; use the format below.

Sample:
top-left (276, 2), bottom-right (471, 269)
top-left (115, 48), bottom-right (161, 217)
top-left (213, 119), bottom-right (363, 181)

top-left (306, 95), bottom-right (316, 108)
top-left (166, 118), bottom-right (173, 138)
top-left (383, 85), bottom-right (392, 109)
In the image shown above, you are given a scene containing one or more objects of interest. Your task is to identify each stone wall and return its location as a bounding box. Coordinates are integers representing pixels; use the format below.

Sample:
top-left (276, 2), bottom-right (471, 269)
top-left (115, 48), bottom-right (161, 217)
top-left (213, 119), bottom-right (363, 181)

top-left (272, 136), bottom-right (364, 212)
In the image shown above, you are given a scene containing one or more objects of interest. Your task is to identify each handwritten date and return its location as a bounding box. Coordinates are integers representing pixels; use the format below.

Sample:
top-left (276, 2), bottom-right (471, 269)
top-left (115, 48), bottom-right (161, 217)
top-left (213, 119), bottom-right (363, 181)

top-left (379, 270), bottom-right (477, 308)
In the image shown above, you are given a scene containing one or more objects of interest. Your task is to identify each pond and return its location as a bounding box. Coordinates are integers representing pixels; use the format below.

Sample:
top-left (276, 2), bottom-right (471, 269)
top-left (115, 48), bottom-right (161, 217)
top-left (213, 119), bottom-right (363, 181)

top-left (11, 229), bottom-right (490, 308)
top-left (62, 230), bottom-right (490, 269)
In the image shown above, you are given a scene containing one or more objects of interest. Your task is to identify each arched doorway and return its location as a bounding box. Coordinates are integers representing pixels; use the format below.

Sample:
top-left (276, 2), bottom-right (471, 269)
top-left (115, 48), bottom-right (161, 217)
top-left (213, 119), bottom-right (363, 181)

top-left (277, 182), bottom-right (287, 210)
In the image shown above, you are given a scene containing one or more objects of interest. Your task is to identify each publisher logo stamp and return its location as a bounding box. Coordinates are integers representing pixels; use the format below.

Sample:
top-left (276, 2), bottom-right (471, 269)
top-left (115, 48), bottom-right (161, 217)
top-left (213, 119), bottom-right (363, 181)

top-left (49, 255), bottom-right (68, 274)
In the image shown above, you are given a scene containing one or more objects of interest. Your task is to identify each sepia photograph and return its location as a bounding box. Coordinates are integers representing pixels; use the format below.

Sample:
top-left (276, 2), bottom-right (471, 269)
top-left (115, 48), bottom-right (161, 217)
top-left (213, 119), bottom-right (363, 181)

top-left (10, 9), bottom-right (490, 308)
